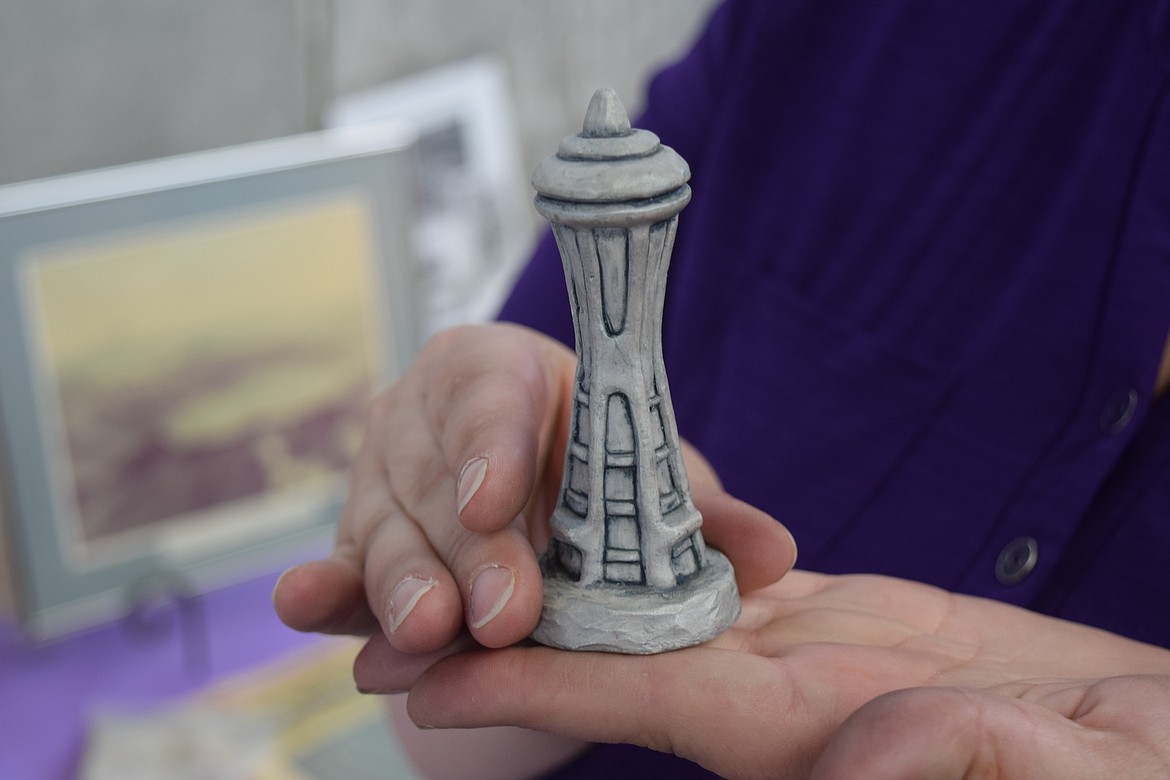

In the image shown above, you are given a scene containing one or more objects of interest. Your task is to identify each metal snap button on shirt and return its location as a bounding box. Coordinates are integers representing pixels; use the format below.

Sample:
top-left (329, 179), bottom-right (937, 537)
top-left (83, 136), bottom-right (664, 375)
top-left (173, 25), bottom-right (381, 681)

top-left (995, 536), bottom-right (1039, 585)
top-left (1100, 388), bottom-right (1138, 434)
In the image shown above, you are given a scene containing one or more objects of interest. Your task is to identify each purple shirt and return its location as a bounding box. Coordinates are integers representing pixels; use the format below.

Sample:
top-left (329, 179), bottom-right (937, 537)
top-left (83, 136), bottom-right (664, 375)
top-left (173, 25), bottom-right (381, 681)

top-left (501, 0), bottom-right (1170, 776)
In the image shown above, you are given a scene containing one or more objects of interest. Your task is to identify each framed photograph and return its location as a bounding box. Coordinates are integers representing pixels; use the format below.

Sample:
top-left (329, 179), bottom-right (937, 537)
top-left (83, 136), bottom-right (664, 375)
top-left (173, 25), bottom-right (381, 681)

top-left (0, 126), bottom-right (418, 639)
top-left (326, 56), bottom-right (533, 339)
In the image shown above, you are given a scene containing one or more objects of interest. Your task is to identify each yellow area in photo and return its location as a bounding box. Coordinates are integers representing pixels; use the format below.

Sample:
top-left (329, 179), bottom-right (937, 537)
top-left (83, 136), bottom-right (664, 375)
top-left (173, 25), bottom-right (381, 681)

top-left (29, 194), bottom-right (383, 447)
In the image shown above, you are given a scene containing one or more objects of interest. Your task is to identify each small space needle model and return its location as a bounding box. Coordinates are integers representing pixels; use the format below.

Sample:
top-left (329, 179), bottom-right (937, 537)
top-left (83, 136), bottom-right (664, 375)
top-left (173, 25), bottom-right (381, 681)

top-left (530, 88), bottom-right (740, 654)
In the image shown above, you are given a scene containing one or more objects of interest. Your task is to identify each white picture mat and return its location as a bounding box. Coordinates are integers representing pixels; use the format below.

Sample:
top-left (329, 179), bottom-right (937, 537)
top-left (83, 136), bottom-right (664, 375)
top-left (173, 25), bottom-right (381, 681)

top-left (327, 57), bottom-right (532, 337)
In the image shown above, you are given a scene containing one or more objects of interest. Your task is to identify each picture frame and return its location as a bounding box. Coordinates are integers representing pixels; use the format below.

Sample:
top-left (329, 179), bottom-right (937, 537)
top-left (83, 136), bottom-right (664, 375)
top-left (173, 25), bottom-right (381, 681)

top-left (0, 125), bottom-right (418, 639)
top-left (326, 56), bottom-right (533, 339)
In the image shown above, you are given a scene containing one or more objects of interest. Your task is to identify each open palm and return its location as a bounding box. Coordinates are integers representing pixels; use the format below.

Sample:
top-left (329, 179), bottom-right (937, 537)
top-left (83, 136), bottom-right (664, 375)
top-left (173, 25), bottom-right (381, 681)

top-left (398, 571), bottom-right (1170, 779)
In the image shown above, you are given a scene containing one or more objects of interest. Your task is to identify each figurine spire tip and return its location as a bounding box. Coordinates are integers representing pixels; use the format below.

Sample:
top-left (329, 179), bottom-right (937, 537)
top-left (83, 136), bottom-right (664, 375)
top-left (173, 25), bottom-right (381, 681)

top-left (582, 87), bottom-right (631, 138)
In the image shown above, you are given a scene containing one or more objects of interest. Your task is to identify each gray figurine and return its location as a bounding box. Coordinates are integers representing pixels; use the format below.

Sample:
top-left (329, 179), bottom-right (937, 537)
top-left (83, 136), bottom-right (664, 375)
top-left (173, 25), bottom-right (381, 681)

top-left (530, 88), bottom-right (740, 654)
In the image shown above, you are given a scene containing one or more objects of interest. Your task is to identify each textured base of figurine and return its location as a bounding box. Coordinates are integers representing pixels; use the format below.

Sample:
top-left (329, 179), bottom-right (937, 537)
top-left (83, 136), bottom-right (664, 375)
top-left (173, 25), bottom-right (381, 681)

top-left (531, 549), bottom-right (741, 654)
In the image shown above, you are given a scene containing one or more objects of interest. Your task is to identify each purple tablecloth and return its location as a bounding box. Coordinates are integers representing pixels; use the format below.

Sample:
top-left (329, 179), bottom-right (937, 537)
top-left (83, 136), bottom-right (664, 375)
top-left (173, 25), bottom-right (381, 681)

top-left (0, 571), bottom-right (323, 780)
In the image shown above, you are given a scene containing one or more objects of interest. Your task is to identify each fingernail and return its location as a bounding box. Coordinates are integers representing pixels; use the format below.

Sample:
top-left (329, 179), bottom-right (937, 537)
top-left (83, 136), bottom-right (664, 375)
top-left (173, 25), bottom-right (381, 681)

top-left (388, 576), bottom-right (436, 632)
top-left (457, 457), bottom-right (488, 515)
top-left (469, 564), bottom-right (515, 629)
top-left (271, 564), bottom-right (300, 603)
top-left (784, 525), bottom-right (799, 567)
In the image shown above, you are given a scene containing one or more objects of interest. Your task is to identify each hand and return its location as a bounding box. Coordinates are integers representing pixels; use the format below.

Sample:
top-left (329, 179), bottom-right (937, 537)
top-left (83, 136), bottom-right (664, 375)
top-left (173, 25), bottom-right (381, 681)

top-left (273, 323), bottom-right (796, 673)
top-left (392, 571), bottom-right (1170, 779)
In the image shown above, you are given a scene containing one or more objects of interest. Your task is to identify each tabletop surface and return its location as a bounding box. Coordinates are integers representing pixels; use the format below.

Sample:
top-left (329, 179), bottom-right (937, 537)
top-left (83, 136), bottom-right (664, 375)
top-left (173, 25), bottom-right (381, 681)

top-left (0, 570), bottom-right (327, 780)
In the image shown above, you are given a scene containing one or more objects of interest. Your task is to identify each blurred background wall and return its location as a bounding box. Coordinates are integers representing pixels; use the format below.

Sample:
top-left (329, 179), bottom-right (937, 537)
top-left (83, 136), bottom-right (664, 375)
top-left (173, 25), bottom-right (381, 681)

top-left (0, 0), bottom-right (716, 185)
top-left (0, 0), bottom-right (717, 619)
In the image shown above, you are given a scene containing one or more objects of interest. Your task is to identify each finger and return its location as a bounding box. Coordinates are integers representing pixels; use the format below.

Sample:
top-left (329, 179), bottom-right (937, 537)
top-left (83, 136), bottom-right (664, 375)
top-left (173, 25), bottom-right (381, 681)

top-left (272, 555), bottom-right (379, 636)
top-left (279, 324), bottom-right (573, 649)
top-left (270, 423), bottom-right (393, 636)
top-left (352, 631), bottom-right (479, 693)
top-left (373, 413), bottom-right (544, 649)
top-left (273, 421), bottom-right (392, 636)
top-left (384, 694), bottom-right (590, 780)
top-left (362, 374), bottom-right (547, 650)
top-left (414, 324), bottom-right (575, 534)
top-left (359, 506), bottom-right (464, 652)
top-left (362, 498), bottom-right (545, 651)
top-left (406, 645), bottom-right (821, 780)
top-left (679, 439), bottom-right (723, 493)
top-left (360, 326), bottom-right (563, 648)
top-left (809, 684), bottom-right (1167, 780)
top-left (692, 485), bottom-right (797, 593)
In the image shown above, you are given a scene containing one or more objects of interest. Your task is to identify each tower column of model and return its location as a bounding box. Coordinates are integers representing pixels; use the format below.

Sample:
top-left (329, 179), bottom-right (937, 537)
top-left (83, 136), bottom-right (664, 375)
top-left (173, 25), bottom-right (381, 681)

top-left (530, 88), bottom-right (740, 654)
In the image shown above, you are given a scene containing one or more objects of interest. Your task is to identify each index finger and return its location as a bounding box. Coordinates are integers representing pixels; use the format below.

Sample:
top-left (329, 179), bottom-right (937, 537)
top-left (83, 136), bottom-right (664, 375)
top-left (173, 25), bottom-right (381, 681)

top-left (407, 323), bottom-right (576, 535)
top-left (403, 644), bottom-right (817, 778)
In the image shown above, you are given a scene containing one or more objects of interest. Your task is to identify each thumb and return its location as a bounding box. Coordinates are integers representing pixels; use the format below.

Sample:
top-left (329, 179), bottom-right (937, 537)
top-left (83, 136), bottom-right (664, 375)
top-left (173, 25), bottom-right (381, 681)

top-left (680, 441), bottom-right (796, 592)
top-left (810, 682), bottom-right (1167, 780)
top-left (692, 485), bottom-right (797, 593)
